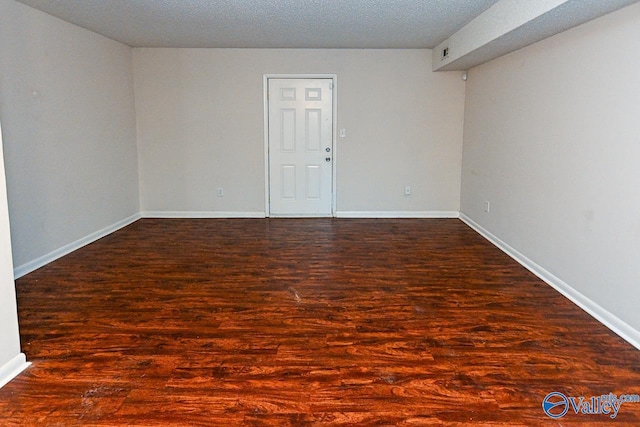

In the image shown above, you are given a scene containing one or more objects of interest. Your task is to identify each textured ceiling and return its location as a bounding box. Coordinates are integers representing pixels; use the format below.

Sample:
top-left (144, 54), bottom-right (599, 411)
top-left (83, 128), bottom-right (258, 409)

top-left (15, 0), bottom-right (500, 49)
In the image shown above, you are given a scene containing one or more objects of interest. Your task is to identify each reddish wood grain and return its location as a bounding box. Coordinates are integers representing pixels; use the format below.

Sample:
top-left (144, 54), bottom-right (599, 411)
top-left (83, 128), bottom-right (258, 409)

top-left (1, 218), bottom-right (639, 425)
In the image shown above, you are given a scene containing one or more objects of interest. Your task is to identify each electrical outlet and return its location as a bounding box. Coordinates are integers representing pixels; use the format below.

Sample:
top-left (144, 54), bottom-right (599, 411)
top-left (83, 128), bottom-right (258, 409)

top-left (404, 186), bottom-right (412, 196)
top-left (484, 201), bottom-right (490, 213)
top-left (217, 187), bottom-right (224, 197)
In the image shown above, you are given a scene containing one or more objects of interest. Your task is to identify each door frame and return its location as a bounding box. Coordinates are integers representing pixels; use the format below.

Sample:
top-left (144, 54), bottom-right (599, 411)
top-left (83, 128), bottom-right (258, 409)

top-left (263, 74), bottom-right (338, 218)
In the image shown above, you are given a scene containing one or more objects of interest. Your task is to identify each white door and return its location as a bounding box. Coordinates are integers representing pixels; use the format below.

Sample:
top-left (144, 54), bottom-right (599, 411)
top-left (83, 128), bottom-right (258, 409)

top-left (268, 78), bottom-right (333, 216)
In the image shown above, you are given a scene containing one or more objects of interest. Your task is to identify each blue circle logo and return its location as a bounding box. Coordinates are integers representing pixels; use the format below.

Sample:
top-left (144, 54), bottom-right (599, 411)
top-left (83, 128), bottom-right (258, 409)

top-left (543, 392), bottom-right (569, 419)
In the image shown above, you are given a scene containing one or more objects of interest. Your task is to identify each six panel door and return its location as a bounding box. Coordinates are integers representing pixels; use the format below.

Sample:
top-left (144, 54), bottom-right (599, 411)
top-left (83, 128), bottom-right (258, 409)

top-left (268, 78), bottom-right (333, 216)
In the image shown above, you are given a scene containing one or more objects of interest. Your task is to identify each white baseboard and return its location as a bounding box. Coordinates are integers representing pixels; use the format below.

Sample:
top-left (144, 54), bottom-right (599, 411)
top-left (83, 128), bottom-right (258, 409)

top-left (459, 213), bottom-right (640, 351)
top-left (14, 213), bottom-right (142, 279)
top-left (0, 353), bottom-right (30, 389)
top-left (141, 211), bottom-right (267, 219)
top-left (269, 213), bottom-right (333, 218)
top-left (336, 211), bottom-right (460, 218)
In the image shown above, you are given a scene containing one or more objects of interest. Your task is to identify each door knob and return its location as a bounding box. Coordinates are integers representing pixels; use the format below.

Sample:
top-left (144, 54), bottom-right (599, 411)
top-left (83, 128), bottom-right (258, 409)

top-left (325, 157), bottom-right (331, 162)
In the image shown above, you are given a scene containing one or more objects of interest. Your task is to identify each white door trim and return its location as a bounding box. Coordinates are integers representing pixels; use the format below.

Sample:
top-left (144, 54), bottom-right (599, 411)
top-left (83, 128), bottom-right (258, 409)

top-left (263, 74), bottom-right (338, 217)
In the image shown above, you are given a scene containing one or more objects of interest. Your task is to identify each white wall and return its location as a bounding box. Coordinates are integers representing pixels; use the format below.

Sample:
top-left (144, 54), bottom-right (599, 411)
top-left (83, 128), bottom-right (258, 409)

top-left (461, 3), bottom-right (640, 335)
top-left (133, 49), bottom-right (465, 215)
top-left (0, 0), bottom-right (139, 271)
top-left (0, 119), bottom-right (26, 386)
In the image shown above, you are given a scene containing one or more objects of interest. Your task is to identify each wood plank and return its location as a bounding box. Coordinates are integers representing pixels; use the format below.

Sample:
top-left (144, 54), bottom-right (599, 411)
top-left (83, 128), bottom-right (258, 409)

top-left (1, 218), bottom-right (639, 424)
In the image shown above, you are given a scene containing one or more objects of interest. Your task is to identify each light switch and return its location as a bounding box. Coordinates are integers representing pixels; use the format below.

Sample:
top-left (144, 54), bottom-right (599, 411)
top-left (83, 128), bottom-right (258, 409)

top-left (339, 128), bottom-right (347, 138)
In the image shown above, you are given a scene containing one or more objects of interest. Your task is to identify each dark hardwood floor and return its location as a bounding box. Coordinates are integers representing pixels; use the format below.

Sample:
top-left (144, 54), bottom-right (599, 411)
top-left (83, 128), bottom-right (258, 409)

top-left (1, 218), bottom-right (639, 425)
